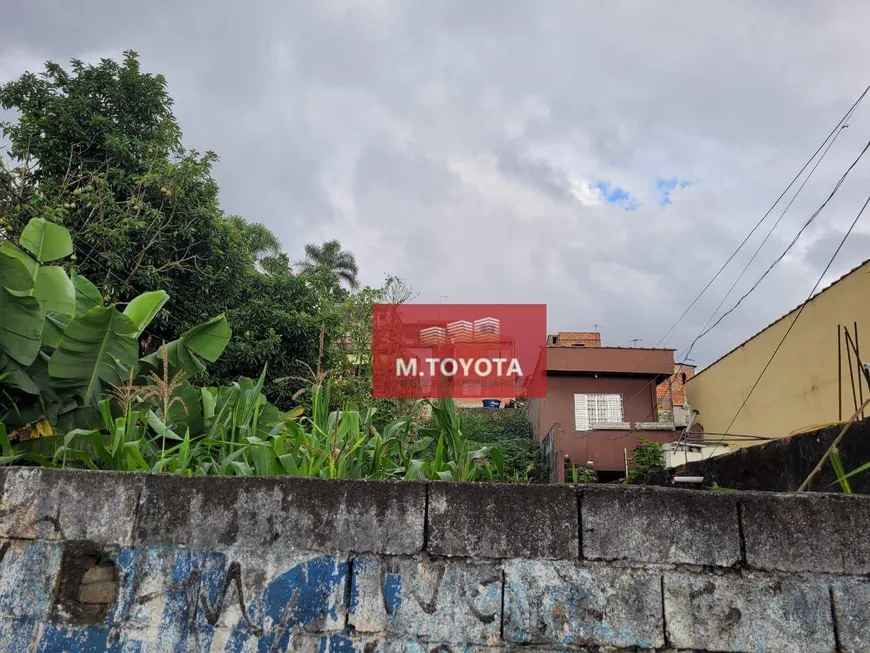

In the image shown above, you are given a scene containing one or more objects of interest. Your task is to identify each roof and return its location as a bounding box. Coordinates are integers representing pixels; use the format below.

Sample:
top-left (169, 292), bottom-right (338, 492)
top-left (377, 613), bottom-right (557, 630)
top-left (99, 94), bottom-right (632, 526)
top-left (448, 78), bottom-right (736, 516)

top-left (545, 345), bottom-right (675, 378)
top-left (687, 257), bottom-right (870, 383)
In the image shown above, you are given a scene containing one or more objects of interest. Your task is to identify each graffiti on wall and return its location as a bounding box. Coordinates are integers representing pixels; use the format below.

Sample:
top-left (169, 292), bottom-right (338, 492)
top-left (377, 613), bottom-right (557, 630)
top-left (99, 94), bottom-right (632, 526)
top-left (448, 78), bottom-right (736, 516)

top-left (0, 540), bottom-right (504, 652)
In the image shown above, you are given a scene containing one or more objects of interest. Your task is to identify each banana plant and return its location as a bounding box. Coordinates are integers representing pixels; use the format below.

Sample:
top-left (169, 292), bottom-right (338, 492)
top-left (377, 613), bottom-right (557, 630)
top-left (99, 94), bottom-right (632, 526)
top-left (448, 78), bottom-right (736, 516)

top-left (0, 217), bottom-right (232, 436)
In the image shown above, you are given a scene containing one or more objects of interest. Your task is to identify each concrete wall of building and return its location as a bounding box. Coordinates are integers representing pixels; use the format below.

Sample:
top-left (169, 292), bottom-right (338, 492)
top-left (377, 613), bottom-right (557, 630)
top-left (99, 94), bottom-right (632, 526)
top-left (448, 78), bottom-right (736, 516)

top-left (531, 374), bottom-right (677, 471)
top-left (1, 468), bottom-right (869, 651)
top-left (686, 261), bottom-right (870, 446)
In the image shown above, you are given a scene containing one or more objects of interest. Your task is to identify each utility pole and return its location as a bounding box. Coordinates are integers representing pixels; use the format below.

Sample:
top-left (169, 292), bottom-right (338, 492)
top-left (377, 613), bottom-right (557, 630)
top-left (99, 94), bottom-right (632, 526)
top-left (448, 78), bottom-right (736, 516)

top-left (630, 338), bottom-right (643, 347)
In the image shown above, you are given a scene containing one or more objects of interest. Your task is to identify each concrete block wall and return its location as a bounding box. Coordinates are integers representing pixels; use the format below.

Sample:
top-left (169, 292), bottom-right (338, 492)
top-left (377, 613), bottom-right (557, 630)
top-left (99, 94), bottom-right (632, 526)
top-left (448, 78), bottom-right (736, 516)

top-left (0, 468), bottom-right (868, 652)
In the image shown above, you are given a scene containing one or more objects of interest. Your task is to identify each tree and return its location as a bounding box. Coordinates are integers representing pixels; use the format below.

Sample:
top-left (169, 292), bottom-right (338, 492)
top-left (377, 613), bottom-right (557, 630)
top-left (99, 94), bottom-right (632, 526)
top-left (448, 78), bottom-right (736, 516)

top-left (206, 267), bottom-right (341, 410)
top-left (0, 52), bottom-right (362, 410)
top-left (227, 215), bottom-right (282, 268)
top-left (0, 51), bottom-right (249, 342)
top-left (297, 240), bottom-right (359, 294)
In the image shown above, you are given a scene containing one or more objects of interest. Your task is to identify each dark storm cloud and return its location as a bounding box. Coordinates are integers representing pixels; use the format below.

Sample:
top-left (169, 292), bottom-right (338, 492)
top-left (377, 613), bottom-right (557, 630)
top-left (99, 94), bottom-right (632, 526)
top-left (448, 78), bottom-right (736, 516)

top-left (3, 0), bottom-right (870, 366)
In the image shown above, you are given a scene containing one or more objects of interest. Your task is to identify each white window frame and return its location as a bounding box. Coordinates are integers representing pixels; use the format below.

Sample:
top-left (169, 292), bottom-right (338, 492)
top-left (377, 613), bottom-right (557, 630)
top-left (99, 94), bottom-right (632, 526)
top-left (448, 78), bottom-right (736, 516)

top-left (574, 393), bottom-right (625, 431)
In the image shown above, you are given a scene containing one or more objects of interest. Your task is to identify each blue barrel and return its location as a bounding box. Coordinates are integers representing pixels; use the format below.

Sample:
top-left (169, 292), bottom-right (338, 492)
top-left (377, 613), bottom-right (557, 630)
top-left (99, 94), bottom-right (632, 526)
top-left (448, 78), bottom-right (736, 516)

top-left (482, 399), bottom-right (502, 409)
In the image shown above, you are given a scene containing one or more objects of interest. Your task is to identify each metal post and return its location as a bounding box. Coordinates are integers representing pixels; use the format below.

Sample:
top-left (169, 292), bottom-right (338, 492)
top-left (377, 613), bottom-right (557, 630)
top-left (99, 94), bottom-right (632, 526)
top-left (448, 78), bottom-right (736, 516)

top-left (855, 321), bottom-right (865, 419)
top-left (838, 324), bottom-right (843, 422)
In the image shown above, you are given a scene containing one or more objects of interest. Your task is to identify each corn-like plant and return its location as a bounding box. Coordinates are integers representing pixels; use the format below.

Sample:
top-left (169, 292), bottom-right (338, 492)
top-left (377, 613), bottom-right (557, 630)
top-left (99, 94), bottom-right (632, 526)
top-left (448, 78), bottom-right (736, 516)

top-left (2, 377), bottom-right (506, 482)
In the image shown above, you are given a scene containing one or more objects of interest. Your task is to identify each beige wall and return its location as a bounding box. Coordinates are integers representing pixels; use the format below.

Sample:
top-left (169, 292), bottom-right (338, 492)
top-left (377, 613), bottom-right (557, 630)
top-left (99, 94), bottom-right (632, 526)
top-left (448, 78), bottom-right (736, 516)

top-left (686, 261), bottom-right (870, 446)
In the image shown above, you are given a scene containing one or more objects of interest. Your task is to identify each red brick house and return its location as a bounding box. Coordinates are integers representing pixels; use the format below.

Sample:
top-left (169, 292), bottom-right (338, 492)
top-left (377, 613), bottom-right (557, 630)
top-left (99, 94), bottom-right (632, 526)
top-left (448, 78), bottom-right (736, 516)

top-left (525, 333), bottom-right (678, 481)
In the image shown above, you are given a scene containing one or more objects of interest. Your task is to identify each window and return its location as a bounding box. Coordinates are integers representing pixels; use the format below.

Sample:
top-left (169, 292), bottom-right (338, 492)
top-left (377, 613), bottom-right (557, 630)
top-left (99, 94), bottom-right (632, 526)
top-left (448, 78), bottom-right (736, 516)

top-left (573, 393), bottom-right (624, 431)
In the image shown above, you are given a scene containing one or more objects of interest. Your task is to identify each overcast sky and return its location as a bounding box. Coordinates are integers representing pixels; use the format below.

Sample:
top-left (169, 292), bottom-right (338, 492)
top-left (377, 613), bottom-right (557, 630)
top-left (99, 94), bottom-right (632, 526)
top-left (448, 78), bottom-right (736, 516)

top-left (3, 1), bottom-right (870, 367)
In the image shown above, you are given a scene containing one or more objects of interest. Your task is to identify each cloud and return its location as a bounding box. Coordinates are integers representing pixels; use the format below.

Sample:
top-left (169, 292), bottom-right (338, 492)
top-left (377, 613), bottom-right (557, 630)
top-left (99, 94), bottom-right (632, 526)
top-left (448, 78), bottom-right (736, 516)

top-left (2, 0), bottom-right (870, 368)
top-left (591, 180), bottom-right (639, 211)
top-left (655, 177), bottom-right (693, 206)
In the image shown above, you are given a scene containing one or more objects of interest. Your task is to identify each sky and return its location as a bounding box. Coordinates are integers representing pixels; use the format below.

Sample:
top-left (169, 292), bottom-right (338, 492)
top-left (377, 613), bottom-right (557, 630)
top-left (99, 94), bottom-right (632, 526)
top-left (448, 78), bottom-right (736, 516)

top-left (2, 1), bottom-right (870, 368)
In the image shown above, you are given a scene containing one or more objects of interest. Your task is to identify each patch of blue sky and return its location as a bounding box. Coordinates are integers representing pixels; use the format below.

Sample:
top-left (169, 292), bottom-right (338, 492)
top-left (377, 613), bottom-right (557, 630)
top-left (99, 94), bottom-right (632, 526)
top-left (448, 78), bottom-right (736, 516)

top-left (656, 177), bottom-right (692, 206)
top-left (591, 180), bottom-right (639, 211)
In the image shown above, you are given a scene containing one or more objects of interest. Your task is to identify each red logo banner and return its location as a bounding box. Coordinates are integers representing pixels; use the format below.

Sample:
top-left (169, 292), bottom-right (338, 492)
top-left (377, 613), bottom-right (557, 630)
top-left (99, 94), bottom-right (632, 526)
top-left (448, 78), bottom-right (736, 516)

top-left (372, 304), bottom-right (546, 399)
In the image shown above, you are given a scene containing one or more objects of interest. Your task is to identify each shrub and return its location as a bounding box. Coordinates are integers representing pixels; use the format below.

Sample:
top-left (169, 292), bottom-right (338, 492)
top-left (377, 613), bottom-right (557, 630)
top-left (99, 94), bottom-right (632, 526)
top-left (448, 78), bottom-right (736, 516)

top-left (625, 438), bottom-right (666, 484)
top-left (444, 408), bottom-right (548, 483)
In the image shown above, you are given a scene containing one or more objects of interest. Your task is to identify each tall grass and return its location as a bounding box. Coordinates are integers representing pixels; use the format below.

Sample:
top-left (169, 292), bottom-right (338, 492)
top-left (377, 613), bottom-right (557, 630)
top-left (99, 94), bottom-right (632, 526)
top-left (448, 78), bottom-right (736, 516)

top-left (1, 373), bottom-right (504, 482)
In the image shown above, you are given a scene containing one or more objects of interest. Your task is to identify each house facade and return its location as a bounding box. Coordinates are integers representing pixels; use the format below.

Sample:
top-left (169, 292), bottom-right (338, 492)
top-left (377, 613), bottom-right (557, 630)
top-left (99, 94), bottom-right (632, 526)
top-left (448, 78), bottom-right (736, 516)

top-left (525, 334), bottom-right (678, 481)
top-left (686, 259), bottom-right (870, 447)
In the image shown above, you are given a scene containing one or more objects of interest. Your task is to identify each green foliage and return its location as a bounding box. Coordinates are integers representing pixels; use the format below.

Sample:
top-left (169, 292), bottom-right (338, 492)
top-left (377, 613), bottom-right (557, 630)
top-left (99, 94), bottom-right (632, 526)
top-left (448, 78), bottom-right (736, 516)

top-left (570, 465), bottom-right (599, 484)
top-left (0, 217), bottom-right (230, 435)
top-left (297, 239), bottom-right (360, 295)
top-left (428, 408), bottom-right (548, 483)
top-left (206, 267), bottom-right (337, 410)
top-left (5, 378), bottom-right (503, 482)
top-left (0, 53), bottom-right (249, 345)
top-left (625, 438), bottom-right (666, 485)
top-left (0, 52), bottom-right (332, 402)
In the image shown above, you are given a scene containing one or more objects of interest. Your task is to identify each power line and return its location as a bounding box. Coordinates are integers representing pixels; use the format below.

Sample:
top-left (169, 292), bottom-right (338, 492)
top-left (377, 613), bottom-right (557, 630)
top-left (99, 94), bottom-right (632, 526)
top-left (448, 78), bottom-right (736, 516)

top-left (606, 127), bottom-right (870, 439)
top-left (689, 122), bottom-right (854, 359)
top-left (586, 83), bottom-right (870, 428)
top-left (694, 136), bottom-right (870, 345)
top-left (705, 187), bottom-right (870, 458)
top-left (613, 82), bottom-right (870, 382)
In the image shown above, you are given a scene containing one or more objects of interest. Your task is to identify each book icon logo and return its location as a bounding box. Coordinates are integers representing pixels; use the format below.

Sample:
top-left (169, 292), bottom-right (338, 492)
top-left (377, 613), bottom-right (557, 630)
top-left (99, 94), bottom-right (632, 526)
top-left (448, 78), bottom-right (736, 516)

top-left (419, 318), bottom-right (500, 345)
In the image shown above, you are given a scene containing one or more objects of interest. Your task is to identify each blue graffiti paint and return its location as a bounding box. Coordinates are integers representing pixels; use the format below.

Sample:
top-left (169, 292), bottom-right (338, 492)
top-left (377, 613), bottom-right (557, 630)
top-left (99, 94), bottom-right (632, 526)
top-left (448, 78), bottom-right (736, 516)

top-left (256, 556), bottom-right (347, 652)
top-left (317, 633), bottom-right (359, 653)
top-left (111, 547), bottom-right (139, 624)
top-left (37, 624), bottom-right (122, 652)
top-left (0, 618), bottom-right (37, 652)
top-left (382, 573), bottom-right (401, 616)
top-left (156, 548), bottom-right (200, 652)
top-left (0, 540), bottom-right (63, 620)
top-left (190, 550), bottom-right (231, 653)
top-left (222, 555), bottom-right (347, 653)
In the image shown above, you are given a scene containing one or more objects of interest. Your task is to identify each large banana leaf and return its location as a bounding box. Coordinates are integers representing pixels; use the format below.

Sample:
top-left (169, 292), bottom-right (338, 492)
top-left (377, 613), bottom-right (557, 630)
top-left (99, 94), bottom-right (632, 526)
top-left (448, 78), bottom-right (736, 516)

top-left (0, 242), bottom-right (37, 280)
top-left (73, 273), bottom-right (102, 316)
top-left (0, 352), bottom-right (39, 395)
top-left (0, 247), bottom-right (34, 292)
top-left (123, 290), bottom-right (168, 337)
top-left (0, 286), bottom-right (44, 366)
top-left (0, 240), bottom-right (74, 317)
top-left (19, 217), bottom-right (74, 262)
top-left (48, 305), bottom-right (139, 404)
top-left (140, 314), bottom-right (231, 376)
top-left (33, 266), bottom-right (76, 318)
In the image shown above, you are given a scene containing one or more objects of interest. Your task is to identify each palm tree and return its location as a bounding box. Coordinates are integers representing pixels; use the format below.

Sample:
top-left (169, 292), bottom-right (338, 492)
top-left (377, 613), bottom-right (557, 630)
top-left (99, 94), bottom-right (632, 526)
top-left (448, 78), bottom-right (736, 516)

top-left (227, 215), bottom-right (282, 266)
top-left (297, 239), bottom-right (359, 290)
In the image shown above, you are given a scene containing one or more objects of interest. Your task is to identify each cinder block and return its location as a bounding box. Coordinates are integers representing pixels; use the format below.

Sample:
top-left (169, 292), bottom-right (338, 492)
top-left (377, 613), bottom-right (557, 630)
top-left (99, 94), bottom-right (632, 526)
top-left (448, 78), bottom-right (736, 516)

top-left (832, 579), bottom-right (870, 652)
top-left (581, 485), bottom-right (741, 566)
top-left (502, 560), bottom-right (663, 648)
top-left (0, 539), bottom-right (63, 620)
top-left (0, 467), bottom-right (141, 547)
top-left (741, 492), bottom-right (870, 574)
top-left (427, 482), bottom-right (578, 559)
top-left (663, 571), bottom-right (835, 653)
top-left (348, 555), bottom-right (502, 644)
top-left (135, 474), bottom-right (425, 554)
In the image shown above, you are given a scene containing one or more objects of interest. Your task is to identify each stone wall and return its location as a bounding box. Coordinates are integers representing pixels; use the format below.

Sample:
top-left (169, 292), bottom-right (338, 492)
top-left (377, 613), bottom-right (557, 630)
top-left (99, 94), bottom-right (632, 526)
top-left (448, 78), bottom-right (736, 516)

top-left (0, 467), bottom-right (868, 652)
top-left (684, 418), bottom-right (870, 494)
